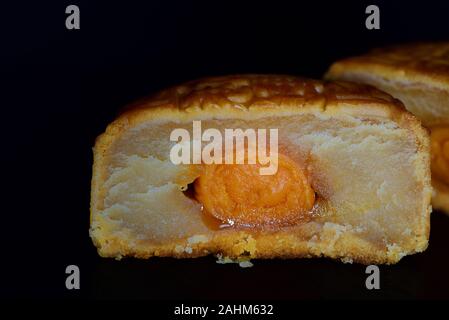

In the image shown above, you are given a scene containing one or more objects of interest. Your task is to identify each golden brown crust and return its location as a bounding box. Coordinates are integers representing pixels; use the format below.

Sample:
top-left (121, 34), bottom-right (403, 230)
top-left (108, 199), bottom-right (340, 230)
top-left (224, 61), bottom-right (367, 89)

top-left (120, 74), bottom-right (406, 119)
top-left (93, 227), bottom-right (427, 265)
top-left (326, 42), bottom-right (449, 90)
top-left (90, 74), bottom-right (432, 265)
top-left (93, 231), bottom-right (412, 265)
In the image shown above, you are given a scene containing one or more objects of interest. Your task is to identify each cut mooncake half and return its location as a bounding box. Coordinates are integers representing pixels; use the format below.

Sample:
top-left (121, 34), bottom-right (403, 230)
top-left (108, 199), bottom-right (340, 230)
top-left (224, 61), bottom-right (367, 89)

top-left (325, 42), bottom-right (449, 213)
top-left (90, 75), bottom-right (431, 265)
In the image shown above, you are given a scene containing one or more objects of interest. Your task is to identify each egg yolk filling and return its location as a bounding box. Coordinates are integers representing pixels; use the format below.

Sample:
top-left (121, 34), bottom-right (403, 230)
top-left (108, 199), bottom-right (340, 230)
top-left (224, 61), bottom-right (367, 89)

top-left (194, 153), bottom-right (315, 227)
top-left (431, 126), bottom-right (449, 185)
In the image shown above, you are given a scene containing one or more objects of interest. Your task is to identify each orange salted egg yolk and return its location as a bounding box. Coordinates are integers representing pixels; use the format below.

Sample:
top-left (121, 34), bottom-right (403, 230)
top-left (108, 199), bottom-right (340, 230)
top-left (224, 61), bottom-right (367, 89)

top-left (194, 153), bottom-right (315, 227)
top-left (431, 127), bottom-right (449, 185)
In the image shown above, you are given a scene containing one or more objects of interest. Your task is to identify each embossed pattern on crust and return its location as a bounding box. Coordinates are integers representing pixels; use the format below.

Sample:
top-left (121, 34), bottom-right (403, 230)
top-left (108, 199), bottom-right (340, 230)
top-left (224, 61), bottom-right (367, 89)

top-left (124, 74), bottom-right (402, 113)
top-left (363, 43), bottom-right (449, 78)
top-left (327, 42), bottom-right (449, 88)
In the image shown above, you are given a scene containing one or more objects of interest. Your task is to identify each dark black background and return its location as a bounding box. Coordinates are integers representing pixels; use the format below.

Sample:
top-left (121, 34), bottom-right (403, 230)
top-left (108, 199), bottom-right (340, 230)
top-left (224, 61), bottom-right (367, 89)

top-left (1, 0), bottom-right (449, 301)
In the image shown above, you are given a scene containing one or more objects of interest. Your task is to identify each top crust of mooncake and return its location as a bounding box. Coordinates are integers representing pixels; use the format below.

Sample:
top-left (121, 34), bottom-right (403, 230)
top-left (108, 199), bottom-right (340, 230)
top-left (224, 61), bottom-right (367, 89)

top-left (96, 74), bottom-right (428, 137)
top-left (326, 42), bottom-right (449, 90)
top-left (121, 74), bottom-right (406, 117)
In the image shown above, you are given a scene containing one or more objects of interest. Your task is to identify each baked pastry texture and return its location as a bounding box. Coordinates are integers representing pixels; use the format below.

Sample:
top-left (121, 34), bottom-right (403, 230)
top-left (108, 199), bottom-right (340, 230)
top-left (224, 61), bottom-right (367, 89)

top-left (325, 42), bottom-right (449, 212)
top-left (90, 75), bottom-right (431, 264)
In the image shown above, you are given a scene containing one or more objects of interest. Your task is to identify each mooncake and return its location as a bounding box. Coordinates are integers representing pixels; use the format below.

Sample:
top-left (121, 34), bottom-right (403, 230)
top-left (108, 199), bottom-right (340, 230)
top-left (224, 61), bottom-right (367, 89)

top-left (325, 43), bottom-right (449, 212)
top-left (90, 75), bottom-right (431, 264)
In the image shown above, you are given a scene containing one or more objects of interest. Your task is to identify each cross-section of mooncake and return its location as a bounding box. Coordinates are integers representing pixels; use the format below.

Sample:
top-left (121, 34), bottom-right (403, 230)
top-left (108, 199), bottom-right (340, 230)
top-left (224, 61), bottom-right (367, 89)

top-left (90, 75), bottom-right (431, 264)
